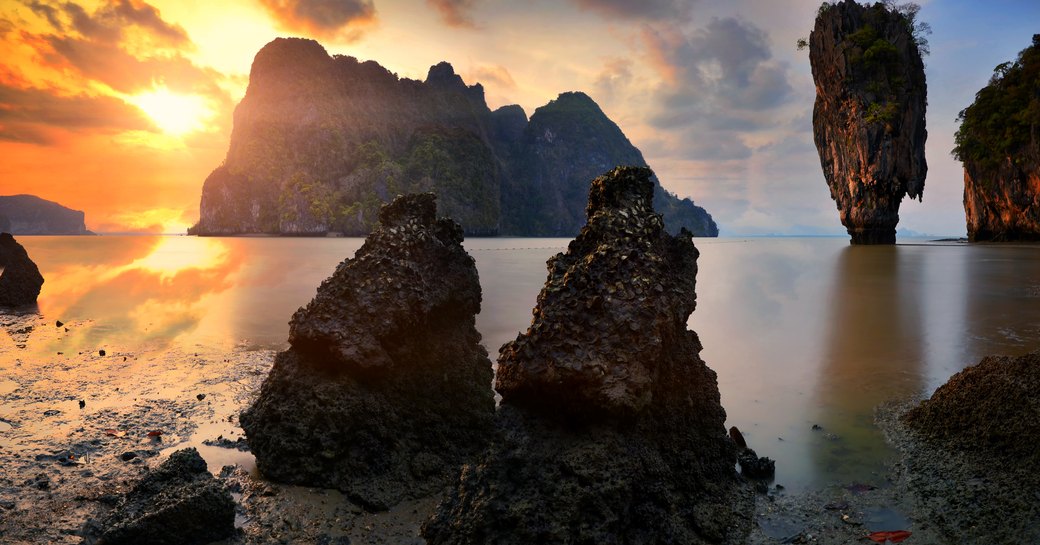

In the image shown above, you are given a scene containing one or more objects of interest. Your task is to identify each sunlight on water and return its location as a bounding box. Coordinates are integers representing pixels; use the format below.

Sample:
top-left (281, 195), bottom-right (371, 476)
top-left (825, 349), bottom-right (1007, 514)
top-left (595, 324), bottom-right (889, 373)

top-left (5, 235), bottom-right (1040, 490)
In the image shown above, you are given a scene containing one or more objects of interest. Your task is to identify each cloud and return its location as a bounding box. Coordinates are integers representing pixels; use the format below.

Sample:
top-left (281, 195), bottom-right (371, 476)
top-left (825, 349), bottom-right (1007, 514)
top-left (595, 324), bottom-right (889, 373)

top-left (0, 83), bottom-right (153, 144)
top-left (639, 18), bottom-right (794, 161)
top-left (25, 0), bottom-right (190, 47)
top-left (594, 57), bottom-right (633, 102)
top-left (42, 35), bottom-right (227, 95)
top-left (571, 0), bottom-right (694, 21)
top-left (0, 1), bottom-right (236, 148)
top-left (468, 63), bottom-right (515, 89)
top-left (426, 0), bottom-right (477, 28)
top-left (259, 0), bottom-right (376, 41)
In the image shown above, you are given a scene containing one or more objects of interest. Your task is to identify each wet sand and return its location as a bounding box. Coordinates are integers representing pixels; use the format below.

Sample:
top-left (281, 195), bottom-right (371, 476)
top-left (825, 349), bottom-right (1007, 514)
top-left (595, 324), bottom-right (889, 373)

top-left (3, 309), bottom-right (1037, 544)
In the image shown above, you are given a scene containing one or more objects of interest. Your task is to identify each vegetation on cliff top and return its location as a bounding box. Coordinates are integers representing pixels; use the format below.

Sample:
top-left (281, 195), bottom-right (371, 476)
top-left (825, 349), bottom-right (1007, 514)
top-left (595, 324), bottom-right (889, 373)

top-left (953, 34), bottom-right (1040, 172)
top-left (798, 1), bottom-right (930, 129)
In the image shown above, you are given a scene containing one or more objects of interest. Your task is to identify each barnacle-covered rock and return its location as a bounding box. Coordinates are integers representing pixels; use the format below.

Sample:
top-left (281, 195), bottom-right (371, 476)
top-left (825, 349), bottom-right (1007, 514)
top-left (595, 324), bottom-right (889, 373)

top-left (423, 167), bottom-right (751, 545)
top-left (241, 193), bottom-right (494, 511)
top-left (85, 448), bottom-right (234, 545)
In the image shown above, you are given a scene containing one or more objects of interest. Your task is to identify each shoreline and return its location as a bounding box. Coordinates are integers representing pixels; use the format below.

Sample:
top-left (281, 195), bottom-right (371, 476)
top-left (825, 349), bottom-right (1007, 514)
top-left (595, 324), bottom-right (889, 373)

top-left (1, 311), bottom-right (1036, 544)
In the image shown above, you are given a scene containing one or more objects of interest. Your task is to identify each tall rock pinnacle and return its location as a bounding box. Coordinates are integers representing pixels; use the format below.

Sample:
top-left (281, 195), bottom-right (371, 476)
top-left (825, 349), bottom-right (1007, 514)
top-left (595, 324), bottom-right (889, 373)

top-left (423, 167), bottom-right (750, 545)
top-left (809, 0), bottom-right (928, 244)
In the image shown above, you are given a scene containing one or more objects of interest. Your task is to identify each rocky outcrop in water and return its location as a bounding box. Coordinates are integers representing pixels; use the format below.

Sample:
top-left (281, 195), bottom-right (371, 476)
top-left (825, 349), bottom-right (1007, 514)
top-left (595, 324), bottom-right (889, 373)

top-left (809, 0), bottom-right (927, 244)
top-left (191, 37), bottom-right (716, 237)
top-left (422, 167), bottom-right (749, 545)
top-left (0, 195), bottom-right (92, 235)
top-left (955, 35), bottom-right (1040, 241)
top-left (85, 448), bottom-right (235, 545)
top-left (903, 351), bottom-right (1040, 466)
top-left (240, 193), bottom-right (494, 511)
top-left (0, 233), bottom-right (44, 307)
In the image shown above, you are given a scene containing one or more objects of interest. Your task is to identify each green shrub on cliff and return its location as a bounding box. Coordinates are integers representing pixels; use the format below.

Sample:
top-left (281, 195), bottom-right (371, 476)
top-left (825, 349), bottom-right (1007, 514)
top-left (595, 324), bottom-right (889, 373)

top-left (953, 35), bottom-right (1040, 171)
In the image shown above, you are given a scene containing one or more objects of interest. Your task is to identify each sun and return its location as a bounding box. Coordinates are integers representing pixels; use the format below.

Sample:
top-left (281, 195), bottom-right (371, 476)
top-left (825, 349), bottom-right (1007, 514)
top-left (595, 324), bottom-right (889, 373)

top-left (130, 87), bottom-right (211, 136)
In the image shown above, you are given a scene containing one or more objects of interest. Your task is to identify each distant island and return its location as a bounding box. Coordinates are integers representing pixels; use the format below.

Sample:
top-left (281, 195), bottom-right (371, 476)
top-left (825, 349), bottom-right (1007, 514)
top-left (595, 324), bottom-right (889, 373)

top-left (0, 195), bottom-right (93, 235)
top-left (190, 37), bottom-right (718, 237)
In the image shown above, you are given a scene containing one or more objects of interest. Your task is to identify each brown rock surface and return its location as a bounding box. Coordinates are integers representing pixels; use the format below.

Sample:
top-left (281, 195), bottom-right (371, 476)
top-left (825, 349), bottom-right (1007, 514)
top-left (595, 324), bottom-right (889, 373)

top-left (423, 167), bottom-right (750, 545)
top-left (809, 0), bottom-right (927, 244)
top-left (240, 193), bottom-right (494, 511)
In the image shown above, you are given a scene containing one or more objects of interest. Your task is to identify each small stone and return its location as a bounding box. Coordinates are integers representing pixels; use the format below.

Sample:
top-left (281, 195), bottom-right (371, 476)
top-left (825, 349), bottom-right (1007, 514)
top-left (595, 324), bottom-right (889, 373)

top-left (99, 349), bottom-right (106, 357)
top-left (196, 393), bottom-right (206, 401)
top-left (79, 400), bottom-right (85, 409)
top-left (55, 320), bottom-right (64, 327)
top-left (120, 451), bottom-right (137, 462)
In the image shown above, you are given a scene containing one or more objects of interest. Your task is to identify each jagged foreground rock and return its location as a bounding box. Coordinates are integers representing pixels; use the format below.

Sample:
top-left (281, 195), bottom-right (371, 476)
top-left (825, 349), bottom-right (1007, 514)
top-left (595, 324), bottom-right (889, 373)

top-left (903, 351), bottom-right (1040, 466)
top-left (84, 448), bottom-right (235, 545)
top-left (423, 167), bottom-right (750, 545)
top-left (956, 35), bottom-right (1040, 241)
top-left (240, 193), bottom-right (494, 511)
top-left (810, 0), bottom-right (927, 244)
top-left (0, 232), bottom-right (45, 307)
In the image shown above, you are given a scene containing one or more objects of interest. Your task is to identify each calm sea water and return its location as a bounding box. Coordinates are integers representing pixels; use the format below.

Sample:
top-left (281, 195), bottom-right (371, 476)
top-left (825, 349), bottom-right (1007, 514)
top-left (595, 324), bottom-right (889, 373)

top-left (6, 235), bottom-right (1040, 489)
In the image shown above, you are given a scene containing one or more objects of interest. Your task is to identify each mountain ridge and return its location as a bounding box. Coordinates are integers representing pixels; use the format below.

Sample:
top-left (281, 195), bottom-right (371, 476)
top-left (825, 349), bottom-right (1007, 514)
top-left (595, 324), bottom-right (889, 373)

top-left (191, 37), bottom-right (718, 237)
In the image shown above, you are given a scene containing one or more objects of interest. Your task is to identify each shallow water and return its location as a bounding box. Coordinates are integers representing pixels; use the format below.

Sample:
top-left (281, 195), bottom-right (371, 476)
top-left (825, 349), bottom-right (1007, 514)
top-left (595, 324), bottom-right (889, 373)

top-left (3, 235), bottom-right (1040, 490)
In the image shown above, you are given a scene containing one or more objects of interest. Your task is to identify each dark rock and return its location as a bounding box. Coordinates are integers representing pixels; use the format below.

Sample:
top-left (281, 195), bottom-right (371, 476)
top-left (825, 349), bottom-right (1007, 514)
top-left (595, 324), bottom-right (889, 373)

top-left (730, 425), bottom-right (749, 449)
top-left (500, 91), bottom-right (718, 237)
top-left (809, 0), bottom-right (928, 244)
top-left (87, 448), bottom-right (234, 545)
top-left (956, 35), bottom-right (1040, 241)
top-left (423, 167), bottom-right (750, 545)
top-left (904, 351), bottom-right (1040, 466)
top-left (240, 193), bottom-right (494, 511)
top-left (79, 400), bottom-right (86, 409)
top-left (738, 448), bottom-right (776, 480)
top-left (55, 320), bottom-right (63, 327)
top-left (0, 232), bottom-right (45, 307)
top-left (99, 349), bottom-right (106, 357)
top-left (120, 452), bottom-right (137, 462)
top-left (0, 195), bottom-right (92, 235)
top-left (195, 393), bottom-right (205, 401)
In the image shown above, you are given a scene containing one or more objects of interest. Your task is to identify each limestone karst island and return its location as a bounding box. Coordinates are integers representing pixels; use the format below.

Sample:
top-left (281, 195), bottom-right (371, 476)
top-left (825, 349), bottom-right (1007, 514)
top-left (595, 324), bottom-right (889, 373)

top-left (2, 1), bottom-right (1040, 544)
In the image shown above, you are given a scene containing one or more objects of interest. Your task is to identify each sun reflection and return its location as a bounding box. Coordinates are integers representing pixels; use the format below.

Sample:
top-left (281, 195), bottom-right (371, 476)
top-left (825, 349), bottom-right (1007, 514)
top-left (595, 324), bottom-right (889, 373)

top-left (129, 86), bottom-right (212, 136)
top-left (120, 236), bottom-right (229, 281)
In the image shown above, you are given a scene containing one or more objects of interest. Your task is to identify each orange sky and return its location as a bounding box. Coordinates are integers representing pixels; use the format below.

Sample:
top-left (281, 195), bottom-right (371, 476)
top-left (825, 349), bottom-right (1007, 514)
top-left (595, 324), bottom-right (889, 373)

top-left (1, 0), bottom-right (1038, 235)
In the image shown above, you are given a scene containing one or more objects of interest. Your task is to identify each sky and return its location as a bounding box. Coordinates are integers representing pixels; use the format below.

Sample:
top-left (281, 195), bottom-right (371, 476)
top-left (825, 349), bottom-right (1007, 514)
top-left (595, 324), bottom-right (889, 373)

top-left (0, 0), bottom-right (1037, 235)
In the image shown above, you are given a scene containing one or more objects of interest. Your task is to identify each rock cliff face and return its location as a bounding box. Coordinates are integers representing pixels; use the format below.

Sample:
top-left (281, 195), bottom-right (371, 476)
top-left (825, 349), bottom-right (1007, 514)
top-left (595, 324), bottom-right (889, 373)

top-left (809, 0), bottom-right (927, 244)
top-left (955, 35), bottom-right (1040, 241)
top-left (192, 37), bottom-right (716, 237)
top-left (422, 167), bottom-right (748, 545)
top-left (0, 195), bottom-right (91, 235)
top-left (0, 233), bottom-right (45, 307)
top-left (85, 448), bottom-right (235, 545)
top-left (240, 193), bottom-right (494, 511)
